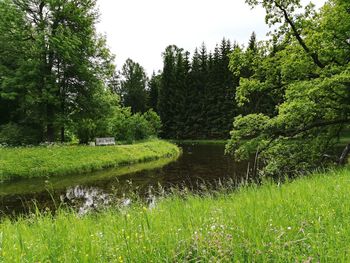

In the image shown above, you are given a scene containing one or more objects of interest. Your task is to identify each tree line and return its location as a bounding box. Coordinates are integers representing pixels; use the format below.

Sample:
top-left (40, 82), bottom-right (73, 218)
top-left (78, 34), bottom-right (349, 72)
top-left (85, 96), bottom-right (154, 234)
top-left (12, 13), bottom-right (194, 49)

top-left (0, 0), bottom-right (160, 145)
top-left (1, 0), bottom-right (349, 178)
top-left (118, 0), bottom-right (350, 176)
top-left (119, 39), bottom-right (247, 139)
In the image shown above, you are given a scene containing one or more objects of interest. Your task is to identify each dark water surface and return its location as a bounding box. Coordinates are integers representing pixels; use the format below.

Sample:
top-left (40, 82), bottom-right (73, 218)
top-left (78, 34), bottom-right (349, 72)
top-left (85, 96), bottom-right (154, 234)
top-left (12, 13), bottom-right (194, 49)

top-left (0, 144), bottom-right (250, 217)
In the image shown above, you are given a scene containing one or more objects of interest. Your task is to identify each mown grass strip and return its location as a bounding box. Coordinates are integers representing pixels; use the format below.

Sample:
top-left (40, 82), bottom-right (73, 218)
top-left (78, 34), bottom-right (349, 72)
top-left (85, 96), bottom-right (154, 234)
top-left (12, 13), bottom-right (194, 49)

top-left (0, 140), bottom-right (180, 182)
top-left (1, 168), bottom-right (350, 262)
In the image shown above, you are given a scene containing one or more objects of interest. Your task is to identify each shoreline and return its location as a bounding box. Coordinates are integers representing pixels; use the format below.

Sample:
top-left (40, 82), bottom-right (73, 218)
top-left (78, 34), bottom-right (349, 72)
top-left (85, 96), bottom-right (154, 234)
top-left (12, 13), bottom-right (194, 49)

top-left (0, 140), bottom-right (180, 183)
top-left (1, 168), bottom-right (350, 261)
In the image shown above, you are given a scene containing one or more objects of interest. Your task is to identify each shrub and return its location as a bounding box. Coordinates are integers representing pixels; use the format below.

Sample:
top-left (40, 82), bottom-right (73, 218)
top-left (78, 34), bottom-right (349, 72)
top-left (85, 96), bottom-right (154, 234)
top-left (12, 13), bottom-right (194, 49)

top-left (143, 109), bottom-right (162, 136)
top-left (75, 119), bottom-right (97, 144)
top-left (111, 108), bottom-right (162, 143)
top-left (0, 123), bottom-right (41, 146)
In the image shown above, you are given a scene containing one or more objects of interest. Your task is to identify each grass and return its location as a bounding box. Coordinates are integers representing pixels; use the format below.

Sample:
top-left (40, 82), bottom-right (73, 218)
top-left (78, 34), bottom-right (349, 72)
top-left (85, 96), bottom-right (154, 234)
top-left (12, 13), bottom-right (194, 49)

top-left (0, 140), bottom-right (180, 183)
top-left (1, 168), bottom-right (350, 262)
top-left (0, 156), bottom-right (178, 197)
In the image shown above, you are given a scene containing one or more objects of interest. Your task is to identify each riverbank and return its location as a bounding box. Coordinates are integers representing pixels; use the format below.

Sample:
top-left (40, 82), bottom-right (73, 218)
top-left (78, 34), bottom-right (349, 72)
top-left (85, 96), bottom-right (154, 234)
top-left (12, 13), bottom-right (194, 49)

top-left (1, 168), bottom-right (350, 261)
top-left (0, 140), bottom-right (180, 182)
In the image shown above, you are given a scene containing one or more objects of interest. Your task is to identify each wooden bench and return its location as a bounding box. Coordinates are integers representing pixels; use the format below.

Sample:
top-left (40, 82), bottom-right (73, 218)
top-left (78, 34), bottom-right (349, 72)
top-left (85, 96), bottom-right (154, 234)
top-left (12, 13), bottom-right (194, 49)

top-left (95, 137), bottom-right (116, 146)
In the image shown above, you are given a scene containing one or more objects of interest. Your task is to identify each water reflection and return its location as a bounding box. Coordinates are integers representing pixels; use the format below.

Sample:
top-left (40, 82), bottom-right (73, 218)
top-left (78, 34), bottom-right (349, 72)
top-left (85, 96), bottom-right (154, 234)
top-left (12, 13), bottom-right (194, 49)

top-left (1, 143), bottom-right (251, 218)
top-left (61, 186), bottom-right (111, 215)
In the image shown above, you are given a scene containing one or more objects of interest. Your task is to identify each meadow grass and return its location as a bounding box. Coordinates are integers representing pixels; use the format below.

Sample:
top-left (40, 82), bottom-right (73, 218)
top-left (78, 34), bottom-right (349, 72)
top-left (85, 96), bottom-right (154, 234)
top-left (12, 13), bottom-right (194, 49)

top-left (1, 168), bottom-right (350, 262)
top-left (0, 140), bottom-right (180, 183)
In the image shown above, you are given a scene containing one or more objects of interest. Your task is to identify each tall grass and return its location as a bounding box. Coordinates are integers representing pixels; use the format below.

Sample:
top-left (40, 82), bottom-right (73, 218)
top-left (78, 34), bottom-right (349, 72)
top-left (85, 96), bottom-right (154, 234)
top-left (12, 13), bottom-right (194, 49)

top-left (1, 168), bottom-right (350, 262)
top-left (0, 140), bottom-right (180, 182)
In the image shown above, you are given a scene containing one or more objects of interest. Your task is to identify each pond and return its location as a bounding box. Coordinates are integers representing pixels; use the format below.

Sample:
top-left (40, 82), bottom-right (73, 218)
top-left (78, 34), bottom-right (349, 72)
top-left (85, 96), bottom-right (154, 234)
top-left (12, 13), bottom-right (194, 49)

top-left (0, 143), bottom-right (251, 218)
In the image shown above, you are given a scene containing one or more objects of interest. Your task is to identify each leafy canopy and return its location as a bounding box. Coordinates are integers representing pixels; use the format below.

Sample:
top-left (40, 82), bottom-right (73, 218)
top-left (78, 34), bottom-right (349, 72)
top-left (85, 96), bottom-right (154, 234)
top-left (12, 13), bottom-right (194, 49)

top-left (227, 0), bottom-right (350, 176)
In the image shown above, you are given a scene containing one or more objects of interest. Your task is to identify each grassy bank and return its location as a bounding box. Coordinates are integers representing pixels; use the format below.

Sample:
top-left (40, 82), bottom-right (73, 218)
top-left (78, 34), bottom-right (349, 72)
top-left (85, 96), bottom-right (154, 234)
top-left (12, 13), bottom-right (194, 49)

top-left (0, 140), bottom-right (180, 183)
top-left (1, 168), bottom-right (350, 262)
top-left (0, 157), bottom-right (178, 196)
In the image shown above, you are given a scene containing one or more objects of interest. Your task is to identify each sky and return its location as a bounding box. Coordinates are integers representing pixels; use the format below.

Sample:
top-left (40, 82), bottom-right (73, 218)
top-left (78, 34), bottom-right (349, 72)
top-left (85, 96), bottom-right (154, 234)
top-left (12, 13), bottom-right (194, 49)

top-left (96, 0), bottom-right (327, 76)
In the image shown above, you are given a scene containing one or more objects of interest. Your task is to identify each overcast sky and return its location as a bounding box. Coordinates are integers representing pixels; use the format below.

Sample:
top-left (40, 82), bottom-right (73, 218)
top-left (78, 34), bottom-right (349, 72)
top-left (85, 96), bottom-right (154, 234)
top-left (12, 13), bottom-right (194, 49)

top-left (96, 0), bottom-right (326, 75)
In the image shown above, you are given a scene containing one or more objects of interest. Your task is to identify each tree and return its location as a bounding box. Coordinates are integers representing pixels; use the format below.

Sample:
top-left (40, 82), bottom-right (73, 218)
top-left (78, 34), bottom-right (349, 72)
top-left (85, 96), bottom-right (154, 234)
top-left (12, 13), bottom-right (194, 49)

top-left (247, 31), bottom-right (257, 52)
top-left (229, 36), bottom-right (284, 117)
top-left (147, 71), bottom-right (161, 112)
top-left (158, 45), bottom-right (186, 138)
top-left (0, 0), bottom-right (117, 144)
top-left (0, 0), bottom-right (43, 143)
top-left (227, 0), bottom-right (350, 177)
top-left (156, 40), bottom-right (240, 139)
top-left (186, 47), bottom-right (205, 138)
top-left (119, 58), bottom-right (148, 113)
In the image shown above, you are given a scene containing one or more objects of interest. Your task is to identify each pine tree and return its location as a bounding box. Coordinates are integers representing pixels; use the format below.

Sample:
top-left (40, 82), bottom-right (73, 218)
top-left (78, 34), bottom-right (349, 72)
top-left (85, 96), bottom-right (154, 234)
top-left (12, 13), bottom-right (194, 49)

top-left (119, 58), bottom-right (148, 113)
top-left (247, 31), bottom-right (257, 52)
top-left (156, 39), bottom-right (241, 139)
top-left (185, 48), bottom-right (202, 138)
top-left (173, 50), bottom-right (190, 138)
top-left (147, 72), bottom-right (161, 112)
top-left (158, 45), bottom-right (178, 138)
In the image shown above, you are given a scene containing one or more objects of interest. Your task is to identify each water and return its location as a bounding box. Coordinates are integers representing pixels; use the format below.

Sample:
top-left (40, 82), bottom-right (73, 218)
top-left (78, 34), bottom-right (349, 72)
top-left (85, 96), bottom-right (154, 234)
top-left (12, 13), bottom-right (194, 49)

top-left (0, 143), bottom-right (251, 217)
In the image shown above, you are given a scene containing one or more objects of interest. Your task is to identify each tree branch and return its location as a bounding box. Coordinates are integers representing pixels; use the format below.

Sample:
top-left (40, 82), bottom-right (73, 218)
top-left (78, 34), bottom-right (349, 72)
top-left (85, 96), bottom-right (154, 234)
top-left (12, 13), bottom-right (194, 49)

top-left (274, 1), bottom-right (325, 69)
top-left (279, 118), bottom-right (350, 137)
top-left (256, 119), bottom-right (350, 157)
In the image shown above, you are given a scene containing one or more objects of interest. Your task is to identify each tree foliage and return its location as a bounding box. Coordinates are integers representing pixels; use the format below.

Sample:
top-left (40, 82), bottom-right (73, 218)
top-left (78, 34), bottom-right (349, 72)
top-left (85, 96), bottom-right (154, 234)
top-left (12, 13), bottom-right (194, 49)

top-left (0, 0), bottom-right (161, 145)
top-left (226, 0), bottom-right (350, 176)
top-left (119, 58), bottom-right (148, 113)
top-left (157, 40), bottom-right (238, 139)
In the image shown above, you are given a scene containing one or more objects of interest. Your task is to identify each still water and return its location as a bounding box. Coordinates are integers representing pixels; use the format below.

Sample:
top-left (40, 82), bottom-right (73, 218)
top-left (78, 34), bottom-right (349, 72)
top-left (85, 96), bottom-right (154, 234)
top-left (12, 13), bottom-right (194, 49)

top-left (0, 144), bottom-right (250, 217)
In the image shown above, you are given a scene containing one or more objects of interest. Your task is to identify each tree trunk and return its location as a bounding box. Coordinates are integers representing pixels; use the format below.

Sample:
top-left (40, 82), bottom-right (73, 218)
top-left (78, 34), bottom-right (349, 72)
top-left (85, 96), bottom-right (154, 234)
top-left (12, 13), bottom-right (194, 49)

top-left (339, 143), bottom-right (350, 166)
top-left (47, 124), bottom-right (55, 142)
top-left (61, 126), bottom-right (65, 143)
top-left (46, 104), bottom-right (55, 142)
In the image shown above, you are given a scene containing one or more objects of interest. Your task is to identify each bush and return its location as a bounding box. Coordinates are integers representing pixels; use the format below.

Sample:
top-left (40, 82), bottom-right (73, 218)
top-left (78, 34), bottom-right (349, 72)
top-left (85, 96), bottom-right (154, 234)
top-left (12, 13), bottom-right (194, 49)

top-left (143, 109), bottom-right (162, 136)
top-left (129, 113), bottom-right (152, 140)
top-left (111, 108), bottom-right (162, 143)
top-left (0, 123), bottom-right (41, 146)
top-left (75, 119), bottom-right (97, 144)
